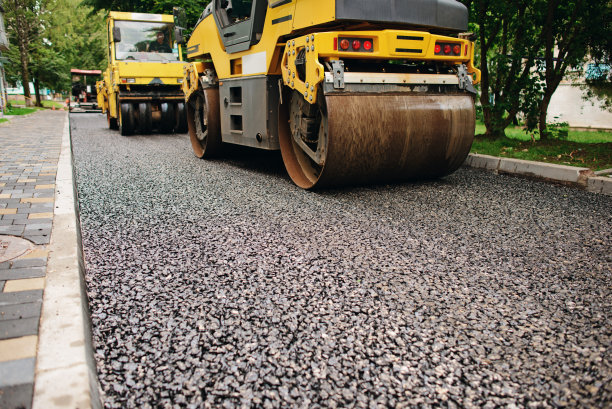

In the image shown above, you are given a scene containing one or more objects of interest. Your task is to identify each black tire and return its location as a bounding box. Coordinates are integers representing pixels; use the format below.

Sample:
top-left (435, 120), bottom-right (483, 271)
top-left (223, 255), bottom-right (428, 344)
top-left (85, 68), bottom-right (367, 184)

top-left (159, 103), bottom-right (175, 133)
top-left (138, 102), bottom-right (152, 134)
top-left (175, 102), bottom-right (188, 133)
top-left (119, 103), bottom-right (135, 136)
top-left (187, 89), bottom-right (222, 158)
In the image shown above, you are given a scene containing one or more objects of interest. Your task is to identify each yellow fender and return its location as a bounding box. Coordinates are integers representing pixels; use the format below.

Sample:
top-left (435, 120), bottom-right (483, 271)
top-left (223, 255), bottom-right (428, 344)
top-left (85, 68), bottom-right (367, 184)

top-left (182, 62), bottom-right (205, 101)
top-left (281, 35), bottom-right (326, 104)
top-left (465, 42), bottom-right (481, 85)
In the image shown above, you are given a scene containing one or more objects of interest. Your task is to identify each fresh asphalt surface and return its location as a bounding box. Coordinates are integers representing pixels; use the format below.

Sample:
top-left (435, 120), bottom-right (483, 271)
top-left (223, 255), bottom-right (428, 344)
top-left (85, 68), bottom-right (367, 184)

top-left (70, 113), bottom-right (611, 408)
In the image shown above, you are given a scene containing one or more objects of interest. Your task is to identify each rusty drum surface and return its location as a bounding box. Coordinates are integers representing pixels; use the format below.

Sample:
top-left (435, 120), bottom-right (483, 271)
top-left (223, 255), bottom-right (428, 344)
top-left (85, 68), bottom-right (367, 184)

top-left (280, 93), bottom-right (475, 189)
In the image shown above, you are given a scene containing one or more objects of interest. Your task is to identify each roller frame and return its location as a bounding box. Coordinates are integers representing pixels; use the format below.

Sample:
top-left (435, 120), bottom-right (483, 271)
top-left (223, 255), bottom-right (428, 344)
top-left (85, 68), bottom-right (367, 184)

top-left (281, 30), bottom-right (480, 105)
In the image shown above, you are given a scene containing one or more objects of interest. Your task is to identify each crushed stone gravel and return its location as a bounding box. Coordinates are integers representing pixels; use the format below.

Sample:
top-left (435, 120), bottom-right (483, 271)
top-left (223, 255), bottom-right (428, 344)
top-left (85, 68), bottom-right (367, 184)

top-left (71, 113), bottom-right (612, 408)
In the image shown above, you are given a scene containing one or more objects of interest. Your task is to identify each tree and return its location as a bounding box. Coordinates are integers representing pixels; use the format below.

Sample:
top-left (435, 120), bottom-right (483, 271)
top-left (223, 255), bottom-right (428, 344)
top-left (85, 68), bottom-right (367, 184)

top-left (534, 0), bottom-right (612, 139)
top-left (3, 0), bottom-right (50, 106)
top-left (30, 40), bottom-right (66, 105)
top-left (466, 0), bottom-right (542, 138)
top-left (45, 0), bottom-right (107, 91)
top-left (581, 2), bottom-right (612, 112)
top-left (81, 0), bottom-right (210, 30)
top-left (464, 0), bottom-right (612, 139)
top-left (3, 0), bottom-right (106, 102)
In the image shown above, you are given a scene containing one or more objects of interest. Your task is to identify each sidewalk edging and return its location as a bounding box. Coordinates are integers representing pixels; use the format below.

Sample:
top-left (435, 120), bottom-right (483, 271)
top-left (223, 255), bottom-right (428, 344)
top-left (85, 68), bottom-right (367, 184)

top-left (587, 176), bottom-right (612, 195)
top-left (32, 113), bottom-right (102, 409)
top-left (464, 153), bottom-right (612, 195)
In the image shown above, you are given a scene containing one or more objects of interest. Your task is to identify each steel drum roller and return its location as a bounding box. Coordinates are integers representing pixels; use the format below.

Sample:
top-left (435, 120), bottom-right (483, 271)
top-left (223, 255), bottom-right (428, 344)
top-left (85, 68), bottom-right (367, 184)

top-left (280, 92), bottom-right (476, 189)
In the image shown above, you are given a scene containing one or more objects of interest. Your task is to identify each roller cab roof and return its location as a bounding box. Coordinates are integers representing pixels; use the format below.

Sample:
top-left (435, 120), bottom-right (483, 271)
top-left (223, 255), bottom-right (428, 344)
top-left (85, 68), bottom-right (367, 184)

top-left (108, 11), bottom-right (175, 24)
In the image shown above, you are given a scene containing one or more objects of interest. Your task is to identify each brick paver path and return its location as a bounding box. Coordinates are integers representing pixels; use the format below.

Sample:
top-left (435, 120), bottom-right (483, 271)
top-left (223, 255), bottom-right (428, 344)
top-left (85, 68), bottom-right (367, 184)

top-left (0, 110), bottom-right (65, 409)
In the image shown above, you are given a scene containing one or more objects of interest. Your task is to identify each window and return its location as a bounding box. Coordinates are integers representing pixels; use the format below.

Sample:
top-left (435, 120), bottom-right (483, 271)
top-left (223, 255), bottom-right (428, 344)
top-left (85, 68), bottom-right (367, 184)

top-left (586, 63), bottom-right (610, 81)
top-left (114, 20), bottom-right (179, 62)
top-left (216, 0), bottom-right (254, 27)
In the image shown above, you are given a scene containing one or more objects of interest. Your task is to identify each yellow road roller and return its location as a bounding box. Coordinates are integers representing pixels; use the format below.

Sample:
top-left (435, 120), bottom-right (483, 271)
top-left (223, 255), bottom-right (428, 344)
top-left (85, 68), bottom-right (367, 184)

top-left (97, 11), bottom-right (188, 135)
top-left (180, 0), bottom-right (481, 188)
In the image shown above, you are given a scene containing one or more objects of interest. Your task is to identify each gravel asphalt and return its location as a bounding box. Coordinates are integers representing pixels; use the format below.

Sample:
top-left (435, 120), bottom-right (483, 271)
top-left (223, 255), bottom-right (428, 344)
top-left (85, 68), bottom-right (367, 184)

top-left (71, 113), bottom-right (611, 408)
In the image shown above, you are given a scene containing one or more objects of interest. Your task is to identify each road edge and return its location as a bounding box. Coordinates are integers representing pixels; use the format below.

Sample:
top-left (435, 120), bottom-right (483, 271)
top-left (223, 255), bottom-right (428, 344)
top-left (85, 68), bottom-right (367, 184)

top-left (464, 153), bottom-right (612, 195)
top-left (32, 113), bottom-right (102, 409)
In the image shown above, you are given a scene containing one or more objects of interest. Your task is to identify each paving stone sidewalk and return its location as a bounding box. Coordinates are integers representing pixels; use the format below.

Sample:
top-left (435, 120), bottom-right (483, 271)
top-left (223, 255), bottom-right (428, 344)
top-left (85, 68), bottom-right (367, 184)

top-left (0, 110), bottom-right (65, 409)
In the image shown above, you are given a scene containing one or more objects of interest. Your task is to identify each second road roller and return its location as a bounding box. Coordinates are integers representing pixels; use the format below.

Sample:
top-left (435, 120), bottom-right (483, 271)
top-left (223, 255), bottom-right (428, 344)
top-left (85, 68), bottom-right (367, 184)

top-left (179, 0), bottom-right (481, 189)
top-left (98, 11), bottom-right (188, 135)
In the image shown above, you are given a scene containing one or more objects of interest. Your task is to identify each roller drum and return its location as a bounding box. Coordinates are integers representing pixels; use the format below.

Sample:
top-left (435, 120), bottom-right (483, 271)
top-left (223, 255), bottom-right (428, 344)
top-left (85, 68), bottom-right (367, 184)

top-left (280, 92), bottom-right (475, 189)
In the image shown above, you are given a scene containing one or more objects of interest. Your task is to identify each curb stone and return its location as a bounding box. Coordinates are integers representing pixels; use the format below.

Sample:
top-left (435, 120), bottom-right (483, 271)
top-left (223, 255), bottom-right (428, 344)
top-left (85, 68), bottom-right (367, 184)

top-left (464, 153), bottom-right (609, 195)
top-left (587, 176), bottom-right (612, 195)
top-left (464, 154), bottom-right (500, 171)
top-left (32, 114), bottom-right (102, 409)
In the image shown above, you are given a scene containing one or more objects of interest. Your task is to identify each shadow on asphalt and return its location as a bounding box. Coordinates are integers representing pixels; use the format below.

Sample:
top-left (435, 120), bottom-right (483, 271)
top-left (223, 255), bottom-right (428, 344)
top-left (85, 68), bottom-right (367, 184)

top-left (123, 128), bottom-right (456, 195)
top-left (220, 144), bottom-right (288, 179)
top-left (207, 143), bottom-right (455, 195)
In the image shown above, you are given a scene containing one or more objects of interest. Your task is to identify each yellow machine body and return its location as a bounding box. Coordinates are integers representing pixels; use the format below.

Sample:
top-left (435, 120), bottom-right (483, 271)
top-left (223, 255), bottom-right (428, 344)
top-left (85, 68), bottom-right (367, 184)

top-left (182, 0), bottom-right (481, 189)
top-left (97, 11), bottom-right (188, 135)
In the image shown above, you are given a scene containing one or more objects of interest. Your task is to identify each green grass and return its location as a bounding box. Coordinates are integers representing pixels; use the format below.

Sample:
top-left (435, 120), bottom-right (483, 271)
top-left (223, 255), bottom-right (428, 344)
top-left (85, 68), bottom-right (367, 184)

top-left (472, 122), bottom-right (612, 171)
top-left (8, 99), bottom-right (65, 109)
top-left (0, 118), bottom-right (7, 124)
top-left (6, 107), bottom-right (38, 115)
top-left (475, 122), bottom-right (612, 143)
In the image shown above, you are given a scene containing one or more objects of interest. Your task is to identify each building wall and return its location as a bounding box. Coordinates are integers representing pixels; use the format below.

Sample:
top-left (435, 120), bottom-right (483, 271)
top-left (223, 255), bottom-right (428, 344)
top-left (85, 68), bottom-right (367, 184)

top-left (548, 83), bottom-right (612, 130)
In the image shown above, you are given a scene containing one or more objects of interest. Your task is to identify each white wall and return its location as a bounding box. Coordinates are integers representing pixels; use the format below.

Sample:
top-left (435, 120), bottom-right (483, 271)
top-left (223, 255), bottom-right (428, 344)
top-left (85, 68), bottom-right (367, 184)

top-left (548, 83), bottom-right (612, 130)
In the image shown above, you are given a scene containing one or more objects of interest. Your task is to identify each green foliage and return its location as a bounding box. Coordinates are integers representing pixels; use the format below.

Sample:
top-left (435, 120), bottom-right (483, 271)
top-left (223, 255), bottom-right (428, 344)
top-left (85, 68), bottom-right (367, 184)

top-left (475, 104), bottom-right (483, 122)
top-left (3, 38), bottom-right (25, 86)
top-left (81, 0), bottom-right (211, 30)
top-left (462, 0), bottom-right (611, 140)
top-left (581, 2), bottom-right (612, 111)
top-left (45, 0), bottom-right (107, 90)
top-left (583, 81), bottom-right (612, 112)
top-left (3, 0), bottom-right (107, 94)
top-left (546, 121), bottom-right (569, 141)
top-left (476, 121), bottom-right (612, 143)
top-left (463, 0), bottom-right (543, 137)
top-left (471, 133), bottom-right (612, 171)
top-left (530, 0), bottom-right (612, 138)
top-left (3, 0), bottom-right (50, 104)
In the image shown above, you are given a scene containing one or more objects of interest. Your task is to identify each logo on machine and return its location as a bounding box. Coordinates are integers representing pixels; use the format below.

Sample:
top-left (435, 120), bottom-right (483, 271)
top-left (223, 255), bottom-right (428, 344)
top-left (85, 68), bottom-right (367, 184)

top-left (186, 44), bottom-right (200, 54)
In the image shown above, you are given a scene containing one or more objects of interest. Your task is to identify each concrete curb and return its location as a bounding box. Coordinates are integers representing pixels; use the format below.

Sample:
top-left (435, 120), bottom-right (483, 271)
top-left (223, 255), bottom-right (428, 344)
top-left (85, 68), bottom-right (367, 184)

top-left (587, 176), bottom-right (612, 195)
top-left (464, 153), bottom-right (610, 195)
top-left (32, 113), bottom-right (102, 408)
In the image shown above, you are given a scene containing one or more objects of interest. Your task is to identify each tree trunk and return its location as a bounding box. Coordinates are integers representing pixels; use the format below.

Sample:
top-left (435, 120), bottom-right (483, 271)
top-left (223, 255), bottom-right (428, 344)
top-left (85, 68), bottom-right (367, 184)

top-left (538, 91), bottom-right (554, 140)
top-left (18, 37), bottom-right (32, 107)
top-left (33, 76), bottom-right (42, 107)
top-left (477, 2), bottom-right (496, 138)
top-left (539, 0), bottom-right (556, 140)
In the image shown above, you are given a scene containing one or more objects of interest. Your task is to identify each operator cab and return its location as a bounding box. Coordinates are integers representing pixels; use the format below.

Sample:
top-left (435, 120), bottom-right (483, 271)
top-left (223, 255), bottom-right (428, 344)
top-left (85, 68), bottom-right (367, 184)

top-left (112, 20), bottom-right (181, 62)
top-left (214, 0), bottom-right (267, 53)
